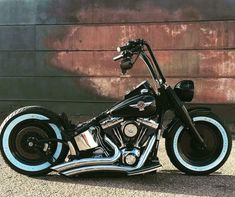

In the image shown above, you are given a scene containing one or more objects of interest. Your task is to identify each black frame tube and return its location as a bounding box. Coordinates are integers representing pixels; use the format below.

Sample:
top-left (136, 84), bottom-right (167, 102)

top-left (140, 52), bottom-right (158, 81)
top-left (144, 43), bottom-right (166, 84)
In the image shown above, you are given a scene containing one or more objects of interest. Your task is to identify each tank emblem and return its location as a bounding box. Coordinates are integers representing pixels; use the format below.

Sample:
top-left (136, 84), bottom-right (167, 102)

top-left (130, 101), bottom-right (152, 111)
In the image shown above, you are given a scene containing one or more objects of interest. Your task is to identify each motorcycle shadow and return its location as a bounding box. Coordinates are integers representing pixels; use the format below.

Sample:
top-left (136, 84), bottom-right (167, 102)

top-left (36, 170), bottom-right (235, 196)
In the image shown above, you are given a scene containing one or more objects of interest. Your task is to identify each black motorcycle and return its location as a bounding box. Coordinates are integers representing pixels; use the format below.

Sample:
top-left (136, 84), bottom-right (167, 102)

top-left (0, 39), bottom-right (232, 177)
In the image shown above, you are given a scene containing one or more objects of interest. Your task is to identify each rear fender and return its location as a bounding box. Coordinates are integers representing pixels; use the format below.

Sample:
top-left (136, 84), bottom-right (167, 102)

top-left (1, 106), bottom-right (70, 137)
top-left (162, 107), bottom-right (211, 138)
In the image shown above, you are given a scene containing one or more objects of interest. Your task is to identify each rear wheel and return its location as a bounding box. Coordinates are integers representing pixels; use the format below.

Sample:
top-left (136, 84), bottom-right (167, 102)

top-left (0, 106), bottom-right (68, 176)
top-left (165, 113), bottom-right (232, 175)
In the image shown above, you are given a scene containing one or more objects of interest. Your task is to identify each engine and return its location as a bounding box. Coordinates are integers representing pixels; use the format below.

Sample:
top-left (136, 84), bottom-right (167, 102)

top-left (100, 117), bottom-right (159, 166)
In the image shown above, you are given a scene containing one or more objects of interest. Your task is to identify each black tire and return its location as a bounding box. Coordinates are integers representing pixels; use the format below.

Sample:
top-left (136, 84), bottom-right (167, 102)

top-left (0, 106), bottom-right (68, 176)
top-left (165, 112), bottom-right (232, 175)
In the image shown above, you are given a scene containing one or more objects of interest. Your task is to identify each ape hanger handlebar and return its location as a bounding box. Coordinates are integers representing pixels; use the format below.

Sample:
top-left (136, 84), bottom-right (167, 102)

top-left (113, 39), bottom-right (166, 86)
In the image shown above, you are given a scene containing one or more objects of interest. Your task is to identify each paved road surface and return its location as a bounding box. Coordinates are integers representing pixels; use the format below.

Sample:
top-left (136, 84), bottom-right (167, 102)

top-left (0, 139), bottom-right (234, 197)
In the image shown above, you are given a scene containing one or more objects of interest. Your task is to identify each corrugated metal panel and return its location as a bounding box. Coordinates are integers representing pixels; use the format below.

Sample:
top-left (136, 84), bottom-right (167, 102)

top-left (0, 50), bottom-right (234, 78)
top-left (0, 26), bottom-right (35, 50)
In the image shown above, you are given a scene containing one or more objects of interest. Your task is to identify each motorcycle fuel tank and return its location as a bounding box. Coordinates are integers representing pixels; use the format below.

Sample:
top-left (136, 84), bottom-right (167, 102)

top-left (109, 81), bottom-right (157, 118)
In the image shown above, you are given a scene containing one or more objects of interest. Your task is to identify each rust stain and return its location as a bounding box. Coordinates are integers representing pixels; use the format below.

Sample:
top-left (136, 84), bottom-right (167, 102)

top-left (194, 79), bottom-right (235, 103)
top-left (199, 23), bottom-right (219, 48)
top-left (44, 21), bottom-right (235, 50)
top-left (171, 24), bottom-right (188, 37)
top-left (51, 52), bottom-right (73, 72)
top-left (48, 49), bottom-right (235, 102)
top-left (79, 77), bottom-right (121, 99)
top-left (44, 15), bottom-right (235, 104)
top-left (49, 50), bottom-right (235, 77)
top-left (199, 51), bottom-right (235, 77)
top-left (50, 51), bottom-right (120, 76)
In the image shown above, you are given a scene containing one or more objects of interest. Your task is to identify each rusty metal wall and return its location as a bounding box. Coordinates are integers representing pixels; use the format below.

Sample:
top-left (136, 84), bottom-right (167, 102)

top-left (0, 0), bottom-right (235, 124)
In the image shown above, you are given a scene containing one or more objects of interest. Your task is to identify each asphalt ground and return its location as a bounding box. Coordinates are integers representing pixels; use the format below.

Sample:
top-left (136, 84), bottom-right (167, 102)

top-left (0, 139), bottom-right (234, 197)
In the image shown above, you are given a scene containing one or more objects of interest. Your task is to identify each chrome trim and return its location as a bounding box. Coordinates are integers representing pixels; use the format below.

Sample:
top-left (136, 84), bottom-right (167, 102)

top-left (68, 141), bottom-right (76, 156)
top-left (74, 129), bottom-right (98, 151)
top-left (100, 117), bottom-right (123, 129)
top-left (113, 127), bottom-right (125, 148)
top-left (51, 136), bottom-right (121, 172)
top-left (122, 122), bottom-right (138, 138)
top-left (134, 127), bottom-right (147, 148)
top-left (137, 118), bottom-right (159, 129)
top-left (62, 165), bottom-right (127, 176)
top-left (140, 89), bottom-right (149, 94)
top-left (133, 135), bottom-right (156, 170)
top-left (128, 164), bottom-right (162, 176)
top-left (121, 148), bottom-right (140, 165)
top-left (157, 129), bottom-right (161, 140)
top-left (62, 135), bottom-right (157, 176)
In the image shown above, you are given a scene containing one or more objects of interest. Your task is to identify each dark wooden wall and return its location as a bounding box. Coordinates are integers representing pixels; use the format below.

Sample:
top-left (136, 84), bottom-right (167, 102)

top-left (0, 0), bottom-right (235, 126)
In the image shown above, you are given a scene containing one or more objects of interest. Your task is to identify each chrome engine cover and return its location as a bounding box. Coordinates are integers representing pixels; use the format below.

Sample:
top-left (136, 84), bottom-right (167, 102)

top-left (122, 121), bottom-right (139, 138)
top-left (121, 148), bottom-right (140, 166)
top-left (74, 129), bottom-right (98, 151)
top-left (100, 117), bottom-right (159, 149)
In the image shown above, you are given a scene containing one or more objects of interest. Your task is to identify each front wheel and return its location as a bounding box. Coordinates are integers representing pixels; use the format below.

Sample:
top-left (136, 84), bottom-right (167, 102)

top-left (165, 112), bottom-right (232, 175)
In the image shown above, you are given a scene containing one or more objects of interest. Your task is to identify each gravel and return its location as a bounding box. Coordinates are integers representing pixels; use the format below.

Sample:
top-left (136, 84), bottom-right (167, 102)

top-left (0, 139), bottom-right (234, 197)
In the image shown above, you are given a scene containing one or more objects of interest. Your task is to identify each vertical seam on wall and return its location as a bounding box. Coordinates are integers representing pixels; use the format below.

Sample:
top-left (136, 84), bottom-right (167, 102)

top-left (33, 24), bottom-right (36, 76)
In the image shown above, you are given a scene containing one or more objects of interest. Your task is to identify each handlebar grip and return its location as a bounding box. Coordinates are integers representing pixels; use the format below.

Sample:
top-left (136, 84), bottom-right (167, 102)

top-left (117, 39), bottom-right (144, 53)
top-left (113, 54), bottom-right (124, 61)
top-left (117, 46), bottom-right (129, 52)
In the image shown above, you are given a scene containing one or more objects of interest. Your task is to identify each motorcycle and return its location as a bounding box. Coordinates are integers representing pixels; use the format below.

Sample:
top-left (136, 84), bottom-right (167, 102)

top-left (0, 39), bottom-right (232, 177)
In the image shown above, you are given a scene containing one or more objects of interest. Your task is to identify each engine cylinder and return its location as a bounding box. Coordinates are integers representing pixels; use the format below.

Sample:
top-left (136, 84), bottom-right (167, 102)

top-left (100, 117), bottom-right (159, 149)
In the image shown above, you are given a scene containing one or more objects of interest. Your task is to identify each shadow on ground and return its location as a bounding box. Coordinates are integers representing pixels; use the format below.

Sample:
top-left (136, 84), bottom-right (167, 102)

top-left (36, 170), bottom-right (235, 196)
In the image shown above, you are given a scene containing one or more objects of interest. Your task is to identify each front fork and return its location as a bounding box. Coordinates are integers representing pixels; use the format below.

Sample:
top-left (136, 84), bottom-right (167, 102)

top-left (166, 86), bottom-right (206, 148)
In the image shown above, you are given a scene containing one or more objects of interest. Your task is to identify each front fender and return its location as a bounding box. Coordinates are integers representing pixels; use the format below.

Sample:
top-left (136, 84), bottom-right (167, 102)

top-left (162, 106), bottom-right (211, 138)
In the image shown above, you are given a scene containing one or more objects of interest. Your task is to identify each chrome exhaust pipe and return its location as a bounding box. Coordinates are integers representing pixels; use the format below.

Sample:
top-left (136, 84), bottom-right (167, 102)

top-left (62, 135), bottom-right (157, 176)
top-left (62, 165), bottom-right (127, 176)
top-left (51, 136), bottom-right (121, 172)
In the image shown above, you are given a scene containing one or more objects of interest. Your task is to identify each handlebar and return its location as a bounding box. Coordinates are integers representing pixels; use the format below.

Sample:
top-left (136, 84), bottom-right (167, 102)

top-left (113, 39), bottom-right (144, 61)
top-left (117, 39), bottom-right (144, 53)
top-left (112, 38), bottom-right (166, 84)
